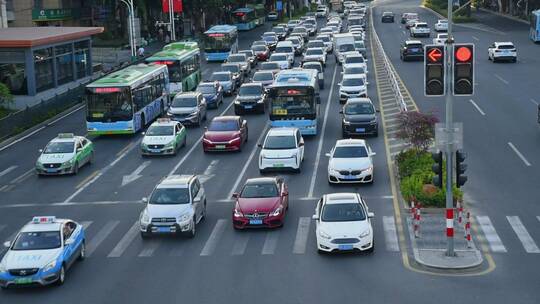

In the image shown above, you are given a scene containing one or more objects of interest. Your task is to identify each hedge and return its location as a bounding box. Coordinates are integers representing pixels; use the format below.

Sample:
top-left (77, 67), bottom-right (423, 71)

top-left (423, 0), bottom-right (476, 23)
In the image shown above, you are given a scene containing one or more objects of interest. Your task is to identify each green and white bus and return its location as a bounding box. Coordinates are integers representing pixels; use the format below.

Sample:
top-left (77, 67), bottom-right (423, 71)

top-left (146, 41), bottom-right (202, 97)
top-left (86, 63), bottom-right (169, 135)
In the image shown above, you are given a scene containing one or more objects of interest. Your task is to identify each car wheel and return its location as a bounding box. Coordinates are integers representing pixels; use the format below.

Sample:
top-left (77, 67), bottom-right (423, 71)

top-left (88, 152), bottom-right (94, 165)
top-left (172, 143), bottom-right (178, 156)
top-left (56, 265), bottom-right (65, 286)
top-left (72, 162), bottom-right (79, 175)
top-left (187, 218), bottom-right (196, 238)
top-left (182, 136), bottom-right (187, 148)
top-left (140, 232), bottom-right (150, 239)
top-left (78, 241), bottom-right (86, 261)
top-left (367, 240), bottom-right (375, 253)
top-left (317, 248), bottom-right (325, 255)
top-left (201, 201), bottom-right (207, 220)
top-left (234, 108), bottom-right (242, 115)
top-left (513, 58), bottom-right (517, 63)
top-left (195, 115), bottom-right (201, 127)
top-left (204, 112), bottom-right (208, 121)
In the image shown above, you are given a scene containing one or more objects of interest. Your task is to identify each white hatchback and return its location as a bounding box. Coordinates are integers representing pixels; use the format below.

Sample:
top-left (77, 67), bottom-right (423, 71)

top-left (259, 128), bottom-right (304, 173)
top-left (313, 193), bottom-right (374, 253)
top-left (326, 139), bottom-right (375, 184)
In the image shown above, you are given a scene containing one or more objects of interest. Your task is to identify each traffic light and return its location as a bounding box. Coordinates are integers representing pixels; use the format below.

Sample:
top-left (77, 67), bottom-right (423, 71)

top-left (455, 150), bottom-right (468, 188)
top-left (424, 45), bottom-right (445, 96)
top-left (432, 151), bottom-right (443, 188)
top-left (453, 44), bottom-right (474, 95)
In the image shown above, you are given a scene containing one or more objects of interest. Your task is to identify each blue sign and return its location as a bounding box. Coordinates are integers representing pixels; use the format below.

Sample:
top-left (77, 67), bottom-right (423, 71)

top-left (276, 1), bottom-right (283, 11)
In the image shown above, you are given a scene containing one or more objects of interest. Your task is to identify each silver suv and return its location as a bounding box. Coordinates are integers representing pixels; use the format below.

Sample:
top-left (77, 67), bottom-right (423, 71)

top-left (168, 92), bottom-right (207, 127)
top-left (140, 175), bottom-right (207, 238)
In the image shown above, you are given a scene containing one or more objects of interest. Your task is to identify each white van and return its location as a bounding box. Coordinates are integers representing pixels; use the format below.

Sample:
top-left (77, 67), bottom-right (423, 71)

top-left (275, 41), bottom-right (295, 64)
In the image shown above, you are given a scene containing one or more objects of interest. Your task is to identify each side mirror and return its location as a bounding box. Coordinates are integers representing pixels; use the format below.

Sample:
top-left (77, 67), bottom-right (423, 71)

top-left (366, 81), bottom-right (370, 85)
top-left (65, 239), bottom-right (74, 245)
top-left (242, 120), bottom-right (247, 126)
top-left (232, 192), bottom-right (239, 199)
top-left (193, 197), bottom-right (201, 203)
top-left (325, 152), bottom-right (331, 157)
top-left (298, 141), bottom-right (304, 147)
top-left (76, 148), bottom-right (82, 153)
top-left (370, 152), bottom-right (377, 156)
top-left (339, 110), bottom-right (343, 114)
top-left (368, 212), bottom-right (375, 218)
top-left (3, 241), bottom-right (11, 248)
top-left (257, 143), bottom-right (262, 148)
top-left (337, 82), bottom-right (342, 86)
top-left (141, 197), bottom-right (148, 203)
top-left (204, 126), bottom-right (208, 131)
top-left (312, 214), bottom-right (319, 220)
top-left (376, 109), bottom-right (380, 113)
top-left (283, 190), bottom-right (289, 196)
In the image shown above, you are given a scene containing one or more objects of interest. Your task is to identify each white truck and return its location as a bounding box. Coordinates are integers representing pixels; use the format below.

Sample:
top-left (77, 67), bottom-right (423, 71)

top-left (333, 33), bottom-right (356, 64)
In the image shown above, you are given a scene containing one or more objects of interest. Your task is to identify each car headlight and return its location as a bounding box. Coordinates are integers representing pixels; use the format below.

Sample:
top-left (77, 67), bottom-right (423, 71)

top-left (233, 208), bottom-right (243, 218)
top-left (319, 230), bottom-right (332, 240)
top-left (328, 167), bottom-right (339, 175)
top-left (166, 111), bottom-right (173, 116)
top-left (178, 212), bottom-right (191, 222)
top-left (359, 229), bottom-right (371, 238)
top-left (270, 205), bottom-right (283, 217)
top-left (257, 98), bottom-right (264, 104)
top-left (342, 119), bottom-right (350, 125)
top-left (291, 153), bottom-right (298, 159)
top-left (43, 259), bottom-right (57, 272)
top-left (234, 99), bottom-right (241, 105)
top-left (140, 209), bottom-right (150, 224)
top-left (187, 111), bottom-right (198, 118)
top-left (62, 159), bottom-right (74, 166)
top-left (365, 166), bottom-right (373, 174)
top-left (164, 141), bottom-right (175, 148)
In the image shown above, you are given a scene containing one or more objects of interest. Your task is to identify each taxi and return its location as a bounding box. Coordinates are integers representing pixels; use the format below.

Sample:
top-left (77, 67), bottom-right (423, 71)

top-left (141, 118), bottom-right (187, 156)
top-left (0, 216), bottom-right (86, 289)
top-left (35, 133), bottom-right (94, 175)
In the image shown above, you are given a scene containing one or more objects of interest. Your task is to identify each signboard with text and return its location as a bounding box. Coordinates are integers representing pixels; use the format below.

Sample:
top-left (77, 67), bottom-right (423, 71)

top-left (32, 9), bottom-right (78, 21)
top-left (162, 0), bottom-right (183, 13)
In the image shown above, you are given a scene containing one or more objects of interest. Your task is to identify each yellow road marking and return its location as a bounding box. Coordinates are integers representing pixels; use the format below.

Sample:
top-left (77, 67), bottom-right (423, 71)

top-left (76, 170), bottom-right (100, 189)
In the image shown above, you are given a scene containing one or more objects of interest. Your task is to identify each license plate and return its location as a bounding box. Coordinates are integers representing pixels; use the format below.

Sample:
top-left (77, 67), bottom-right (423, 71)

top-left (355, 128), bottom-right (365, 132)
top-left (149, 149), bottom-right (161, 153)
top-left (157, 227), bottom-right (170, 233)
top-left (46, 169), bottom-right (57, 173)
top-left (244, 105), bottom-right (253, 109)
top-left (249, 219), bottom-right (263, 225)
top-left (343, 175), bottom-right (356, 180)
top-left (338, 244), bottom-right (354, 250)
top-left (410, 48), bottom-right (419, 52)
top-left (14, 278), bottom-right (33, 284)
top-left (216, 145), bottom-right (226, 149)
top-left (273, 163), bottom-right (284, 167)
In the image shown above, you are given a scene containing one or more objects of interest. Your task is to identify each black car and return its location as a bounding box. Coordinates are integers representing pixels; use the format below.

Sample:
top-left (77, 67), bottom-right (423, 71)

top-left (400, 40), bottom-right (424, 61)
top-left (381, 12), bottom-right (395, 23)
top-left (234, 83), bottom-right (267, 114)
top-left (341, 98), bottom-right (379, 137)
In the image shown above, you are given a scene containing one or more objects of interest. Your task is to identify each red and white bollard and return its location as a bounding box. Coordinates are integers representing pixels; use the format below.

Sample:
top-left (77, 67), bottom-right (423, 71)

top-left (414, 203), bottom-right (421, 238)
top-left (446, 208), bottom-right (454, 238)
top-left (457, 201), bottom-right (463, 225)
top-left (464, 211), bottom-right (472, 248)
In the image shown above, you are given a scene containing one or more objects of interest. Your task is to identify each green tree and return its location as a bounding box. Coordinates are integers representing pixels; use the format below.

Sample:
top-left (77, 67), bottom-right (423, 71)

top-left (0, 83), bottom-right (13, 108)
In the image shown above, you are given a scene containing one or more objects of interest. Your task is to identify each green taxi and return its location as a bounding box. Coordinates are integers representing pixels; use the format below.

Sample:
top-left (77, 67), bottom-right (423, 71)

top-left (35, 133), bottom-right (94, 175)
top-left (141, 118), bottom-right (187, 156)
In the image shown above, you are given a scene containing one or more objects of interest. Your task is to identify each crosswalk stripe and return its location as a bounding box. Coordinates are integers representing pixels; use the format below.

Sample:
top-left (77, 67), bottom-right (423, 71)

top-left (87, 220), bottom-right (119, 257)
top-left (81, 221), bottom-right (93, 229)
top-left (138, 240), bottom-right (162, 257)
top-left (261, 231), bottom-right (280, 255)
top-left (506, 216), bottom-right (540, 253)
top-left (293, 217), bottom-right (311, 254)
top-left (231, 233), bottom-right (250, 256)
top-left (382, 216), bottom-right (399, 252)
top-left (476, 216), bottom-right (507, 253)
top-left (200, 219), bottom-right (227, 256)
top-left (107, 221), bottom-right (139, 258)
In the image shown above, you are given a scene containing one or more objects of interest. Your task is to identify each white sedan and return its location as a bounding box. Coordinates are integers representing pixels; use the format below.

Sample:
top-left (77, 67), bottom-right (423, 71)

top-left (313, 193), bottom-right (374, 253)
top-left (326, 139), bottom-right (375, 183)
top-left (259, 127), bottom-right (305, 173)
top-left (269, 53), bottom-right (291, 70)
top-left (434, 19), bottom-right (448, 32)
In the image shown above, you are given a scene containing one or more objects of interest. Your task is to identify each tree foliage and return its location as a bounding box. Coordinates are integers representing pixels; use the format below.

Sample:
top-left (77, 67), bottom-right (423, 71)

top-left (0, 83), bottom-right (13, 107)
top-left (395, 111), bottom-right (439, 151)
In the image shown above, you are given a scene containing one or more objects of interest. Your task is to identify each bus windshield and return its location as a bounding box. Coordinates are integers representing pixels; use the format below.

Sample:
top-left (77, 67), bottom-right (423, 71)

top-left (270, 87), bottom-right (316, 118)
top-left (203, 34), bottom-right (234, 53)
top-left (86, 88), bottom-right (133, 122)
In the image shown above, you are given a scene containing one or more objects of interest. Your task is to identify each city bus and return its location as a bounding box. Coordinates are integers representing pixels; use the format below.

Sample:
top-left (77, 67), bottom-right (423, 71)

top-left (203, 25), bottom-right (239, 62)
top-left (247, 3), bottom-right (267, 26)
top-left (232, 7), bottom-right (258, 30)
top-left (268, 69), bottom-right (321, 135)
top-left (530, 9), bottom-right (540, 42)
top-left (85, 63), bottom-right (169, 135)
top-left (145, 41), bottom-right (201, 96)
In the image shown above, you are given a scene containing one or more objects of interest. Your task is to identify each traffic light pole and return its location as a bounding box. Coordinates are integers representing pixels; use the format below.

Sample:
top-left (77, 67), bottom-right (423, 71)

top-left (445, 0), bottom-right (455, 257)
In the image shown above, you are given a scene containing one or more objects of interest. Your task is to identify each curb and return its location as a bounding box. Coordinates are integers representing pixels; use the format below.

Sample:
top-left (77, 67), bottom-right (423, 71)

top-left (412, 248), bottom-right (484, 270)
top-left (419, 5), bottom-right (446, 20)
top-left (477, 7), bottom-right (529, 25)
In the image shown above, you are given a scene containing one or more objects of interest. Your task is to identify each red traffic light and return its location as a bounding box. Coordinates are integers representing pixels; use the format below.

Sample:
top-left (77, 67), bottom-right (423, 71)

top-left (455, 46), bottom-right (472, 62)
top-left (427, 48), bottom-right (443, 63)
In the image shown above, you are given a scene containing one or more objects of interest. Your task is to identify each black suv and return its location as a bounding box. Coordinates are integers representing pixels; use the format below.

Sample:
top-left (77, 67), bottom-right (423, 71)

top-left (381, 12), bottom-right (395, 23)
top-left (234, 83), bottom-right (267, 114)
top-left (400, 40), bottom-right (424, 61)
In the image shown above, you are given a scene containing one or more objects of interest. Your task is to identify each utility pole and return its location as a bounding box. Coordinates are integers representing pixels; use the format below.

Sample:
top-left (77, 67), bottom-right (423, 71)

top-left (120, 0), bottom-right (136, 60)
top-left (168, 0), bottom-right (176, 41)
top-left (445, 0), bottom-right (455, 257)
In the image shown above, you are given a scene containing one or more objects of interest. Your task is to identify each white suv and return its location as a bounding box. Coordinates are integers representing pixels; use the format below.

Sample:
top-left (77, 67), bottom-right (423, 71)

top-left (259, 128), bottom-right (305, 173)
top-left (488, 42), bottom-right (517, 62)
top-left (339, 74), bottom-right (368, 103)
top-left (140, 175), bottom-right (206, 238)
top-left (410, 22), bottom-right (430, 37)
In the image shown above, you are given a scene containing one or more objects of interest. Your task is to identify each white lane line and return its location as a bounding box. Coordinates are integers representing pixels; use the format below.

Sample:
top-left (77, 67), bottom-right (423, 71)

top-left (0, 166), bottom-right (17, 178)
top-left (200, 219), bottom-right (227, 256)
top-left (293, 217), bottom-right (311, 254)
top-left (261, 231), bottom-right (280, 255)
top-left (476, 216), bottom-right (507, 253)
top-left (87, 220), bottom-right (119, 257)
top-left (138, 240), bottom-right (162, 257)
top-left (494, 74), bottom-right (509, 85)
top-left (199, 159), bottom-right (219, 184)
top-left (471, 36), bottom-right (479, 41)
top-left (231, 233), bottom-right (250, 256)
top-left (506, 216), bottom-right (540, 253)
top-left (508, 142), bottom-right (532, 167)
top-left (226, 123), bottom-right (270, 199)
top-left (531, 98), bottom-right (539, 106)
top-left (383, 216), bottom-right (400, 252)
top-left (107, 221), bottom-right (140, 258)
top-left (11, 169), bottom-right (34, 184)
top-left (63, 140), bottom-right (140, 203)
top-left (469, 99), bottom-right (486, 116)
top-left (47, 104), bottom-right (85, 126)
top-left (168, 100), bottom-right (236, 176)
top-left (308, 65), bottom-right (338, 198)
top-left (80, 221), bottom-right (93, 229)
top-left (537, 216), bottom-right (540, 223)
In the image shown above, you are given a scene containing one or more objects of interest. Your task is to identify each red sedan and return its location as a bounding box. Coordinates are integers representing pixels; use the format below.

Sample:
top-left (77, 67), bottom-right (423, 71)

top-left (232, 177), bottom-right (289, 229)
top-left (203, 116), bottom-right (248, 152)
top-left (251, 45), bottom-right (270, 61)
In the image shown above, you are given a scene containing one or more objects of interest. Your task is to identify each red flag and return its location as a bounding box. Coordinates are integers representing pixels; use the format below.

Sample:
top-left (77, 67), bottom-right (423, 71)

top-left (162, 0), bottom-right (182, 13)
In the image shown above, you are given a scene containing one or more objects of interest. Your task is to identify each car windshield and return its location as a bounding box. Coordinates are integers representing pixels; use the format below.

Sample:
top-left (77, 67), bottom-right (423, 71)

top-left (273, 27), bottom-right (285, 33)
top-left (208, 120), bottom-right (238, 131)
top-left (499, 45), bottom-right (515, 49)
top-left (342, 78), bottom-right (365, 86)
top-left (319, 36), bottom-right (331, 42)
top-left (276, 46), bottom-right (293, 53)
top-left (339, 44), bottom-right (355, 52)
top-left (261, 63), bottom-right (279, 70)
top-left (416, 24), bottom-right (428, 28)
top-left (383, 12), bottom-right (393, 16)
top-left (253, 72), bottom-right (273, 81)
top-left (252, 45), bottom-right (267, 52)
top-left (303, 63), bottom-right (322, 72)
top-left (293, 27), bottom-right (307, 33)
top-left (149, 188), bottom-right (190, 205)
top-left (333, 145), bottom-right (368, 158)
top-left (12, 231), bottom-right (61, 250)
top-left (271, 55), bottom-right (287, 61)
top-left (44, 142), bottom-right (74, 154)
top-left (222, 65), bottom-right (240, 73)
top-left (408, 44), bottom-right (423, 49)
top-left (146, 125), bottom-right (174, 136)
top-left (197, 85), bottom-right (216, 94)
top-left (355, 42), bottom-right (365, 48)
top-left (241, 183), bottom-right (279, 198)
top-left (211, 73), bottom-right (230, 81)
top-left (345, 67), bottom-right (365, 75)
top-left (263, 36), bottom-right (278, 42)
top-left (253, 41), bottom-right (266, 46)
top-left (346, 56), bottom-right (364, 63)
top-left (345, 102), bottom-right (374, 115)
top-left (322, 203), bottom-right (366, 222)
top-left (306, 49), bottom-right (323, 55)
top-left (264, 135), bottom-right (297, 149)
top-left (228, 55), bottom-right (245, 62)
top-left (240, 86), bottom-right (262, 96)
top-left (172, 96), bottom-right (197, 107)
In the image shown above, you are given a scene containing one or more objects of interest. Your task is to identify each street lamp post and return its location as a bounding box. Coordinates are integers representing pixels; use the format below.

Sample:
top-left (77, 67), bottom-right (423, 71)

top-left (120, 0), bottom-right (136, 60)
top-left (169, 0), bottom-right (176, 41)
top-left (445, 0), bottom-right (455, 257)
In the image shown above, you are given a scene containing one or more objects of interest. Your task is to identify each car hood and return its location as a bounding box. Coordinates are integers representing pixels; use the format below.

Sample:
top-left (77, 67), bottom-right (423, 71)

top-left (340, 85), bottom-right (367, 92)
top-left (329, 157), bottom-right (371, 171)
top-left (3, 248), bottom-right (62, 269)
top-left (319, 220), bottom-right (371, 238)
top-left (39, 153), bottom-right (74, 164)
top-left (304, 55), bottom-right (324, 61)
top-left (142, 135), bottom-right (175, 145)
top-left (204, 131), bottom-right (239, 142)
top-left (217, 80), bottom-right (232, 87)
top-left (169, 106), bottom-right (197, 115)
top-left (147, 203), bottom-right (192, 218)
top-left (237, 197), bottom-right (281, 213)
top-left (237, 94), bottom-right (262, 101)
top-left (202, 93), bottom-right (217, 100)
top-left (344, 113), bottom-right (376, 122)
top-left (254, 80), bottom-right (273, 86)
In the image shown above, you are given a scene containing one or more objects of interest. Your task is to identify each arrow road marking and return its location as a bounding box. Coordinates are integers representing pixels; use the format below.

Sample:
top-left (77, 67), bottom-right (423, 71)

top-left (199, 160), bottom-right (219, 184)
top-left (122, 161), bottom-right (151, 187)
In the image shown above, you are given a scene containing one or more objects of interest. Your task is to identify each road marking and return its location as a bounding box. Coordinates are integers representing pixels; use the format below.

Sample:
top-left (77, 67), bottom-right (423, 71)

top-left (538, 216), bottom-right (540, 223)
top-left (508, 142), bottom-right (531, 167)
top-left (121, 160), bottom-right (151, 187)
top-left (11, 169), bottom-right (34, 184)
top-left (81, 221), bottom-right (93, 229)
top-left (138, 240), bottom-right (162, 257)
top-left (494, 74), bottom-right (509, 85)
top-left (476, 216), bottom-right (507, 252)
top-left (0, 224), bottom-right (6, 234)
top-left (308, 64), bottom-right (338, 198)
top-left (63, 140), bottom-right (140, 203)
top-left (231, 233), bottom-right (250, 256)
top-left (200, 219), bottom-right (226, 256)
top-left (168, 99), bottom-right (236, 176)
top-left (0, 166), bottom-right (17, 178)
top-left (47, 104), bottom-right (85, 126)
top-left (530, 98), bottom-right (539, 106)
top-left (107, 221), bottom-right (140, 258)
top-left (261, 231), bottom-right (280, 255)
top-left (383, 216), bottom-right (400, 252)
top-left (76, 170), bottom-right (99, 189)
top-left (471, 36), bottom-right (479, 41)
top-left (0, 185), bottom-right (10, 192)
top-left (469, 99), bottom-right (486, 116)
top-left (402, 30), bottom-right (406, 35)
top-left (0, 126), bottom-right (45, 152)
top-left (87, 220), bottom-right (119, 257)
top-left (292, 217), bottom-right (311, 254)
top-left (506, 216), bottom-right (540, 253)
